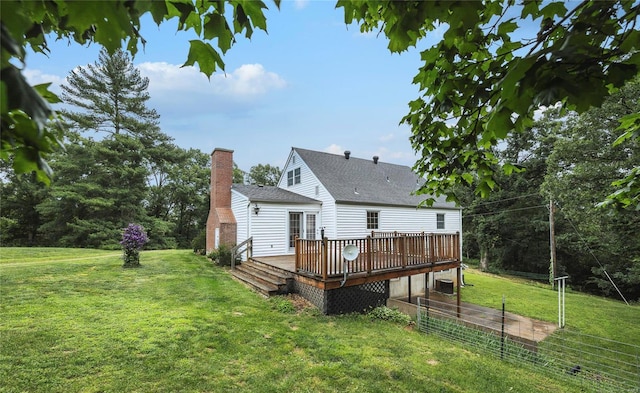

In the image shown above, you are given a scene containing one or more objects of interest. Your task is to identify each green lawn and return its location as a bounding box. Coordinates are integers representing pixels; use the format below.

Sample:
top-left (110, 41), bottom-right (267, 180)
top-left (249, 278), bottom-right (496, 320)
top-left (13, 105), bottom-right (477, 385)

top-left (0, 249), bottom-right (611, 392)
top-left (461, 269), bottom-right (640, 345)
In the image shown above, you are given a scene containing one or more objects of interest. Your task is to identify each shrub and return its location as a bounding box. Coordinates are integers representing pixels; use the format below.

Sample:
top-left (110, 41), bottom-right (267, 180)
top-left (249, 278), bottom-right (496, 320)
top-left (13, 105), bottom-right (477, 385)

top-left (367, 306), bottom-right (413, 326)
top-left (120, 223), bottom-right (148, 268)
top-left (191, 229), bottom-right (206, 254)
top-left (207, 244), bottom-right (239, 266)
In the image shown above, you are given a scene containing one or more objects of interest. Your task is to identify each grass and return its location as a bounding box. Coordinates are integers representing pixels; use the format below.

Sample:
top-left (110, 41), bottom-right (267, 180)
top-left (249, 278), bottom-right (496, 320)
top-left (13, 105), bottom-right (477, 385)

top-left (0, 249), bottom-right (615, 392)
top-left (460, 269), bottom-right (640, 345)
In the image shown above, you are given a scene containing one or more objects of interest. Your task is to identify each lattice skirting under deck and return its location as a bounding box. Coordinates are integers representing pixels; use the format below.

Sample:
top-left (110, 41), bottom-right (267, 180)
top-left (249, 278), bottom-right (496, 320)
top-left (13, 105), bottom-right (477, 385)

top-left (293, 280), bottom-right (389, 315)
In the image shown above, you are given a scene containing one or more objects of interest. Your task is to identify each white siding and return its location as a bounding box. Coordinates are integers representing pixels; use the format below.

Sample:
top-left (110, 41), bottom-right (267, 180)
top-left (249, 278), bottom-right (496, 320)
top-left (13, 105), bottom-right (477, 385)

top-left (231, 190), bottom-right (249, 244)
top-left (250, 203), bottom-right (322, 257)
top-left (279, 150), bottom-right (338, 238)
top-left (335, 204), bottom-right (462, 238)
top-left (250, 204), bottom-right (288, 257)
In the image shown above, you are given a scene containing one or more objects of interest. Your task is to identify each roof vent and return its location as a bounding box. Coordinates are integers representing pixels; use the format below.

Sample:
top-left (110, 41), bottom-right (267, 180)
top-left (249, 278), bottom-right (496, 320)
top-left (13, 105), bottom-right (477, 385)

top-left (344, 150), bottom-right (351, 159)
top-left (373, 156), bottom-right (379, 164)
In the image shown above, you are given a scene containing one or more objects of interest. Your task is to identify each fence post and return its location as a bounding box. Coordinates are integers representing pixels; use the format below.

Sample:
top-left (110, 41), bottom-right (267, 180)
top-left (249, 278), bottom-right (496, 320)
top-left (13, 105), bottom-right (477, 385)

top-left (457, 265), bottom-right (461, 318)
top-left (501, 295), bottom-right (506, 360)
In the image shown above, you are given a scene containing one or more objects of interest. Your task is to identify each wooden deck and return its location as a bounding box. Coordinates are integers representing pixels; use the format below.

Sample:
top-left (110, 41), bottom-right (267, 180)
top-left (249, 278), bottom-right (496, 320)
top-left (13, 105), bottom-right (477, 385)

top-left (252, 232), bottom-right (461, 290)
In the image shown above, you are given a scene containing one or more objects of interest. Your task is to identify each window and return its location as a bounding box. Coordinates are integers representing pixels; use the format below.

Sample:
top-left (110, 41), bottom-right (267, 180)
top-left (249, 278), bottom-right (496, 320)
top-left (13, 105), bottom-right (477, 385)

top-left (306, 214), bottom-right (316, 240)
top-left (367, 211), bottom-right (379, 230)
top-left (289, 212), bottom-right (302, 248)
top-left (436, 213), bottom-right (445, 229)
top-left (287, 168), bottom-right (301, 186)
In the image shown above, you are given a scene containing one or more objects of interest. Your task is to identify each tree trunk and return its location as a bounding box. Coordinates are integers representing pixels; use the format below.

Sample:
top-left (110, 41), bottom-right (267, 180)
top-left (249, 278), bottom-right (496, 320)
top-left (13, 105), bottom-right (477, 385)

top-left (480, 247), bottom-right (489, 271)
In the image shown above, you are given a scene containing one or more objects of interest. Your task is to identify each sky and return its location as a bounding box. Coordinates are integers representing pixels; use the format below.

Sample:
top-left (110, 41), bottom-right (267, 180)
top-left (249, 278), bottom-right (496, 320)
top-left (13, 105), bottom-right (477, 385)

top-left (23, 0), bottom-right (441, 172)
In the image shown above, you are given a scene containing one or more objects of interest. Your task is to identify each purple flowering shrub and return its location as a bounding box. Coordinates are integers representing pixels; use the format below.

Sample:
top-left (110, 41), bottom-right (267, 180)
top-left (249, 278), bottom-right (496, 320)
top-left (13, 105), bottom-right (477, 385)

top-left (121, 223), bottom-right (148, 267)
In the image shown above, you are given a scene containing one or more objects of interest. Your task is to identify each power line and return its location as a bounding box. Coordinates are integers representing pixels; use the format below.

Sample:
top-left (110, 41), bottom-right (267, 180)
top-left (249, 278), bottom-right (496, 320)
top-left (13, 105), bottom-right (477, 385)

top-left (558, 206), bottom-right (630, 306)
top-left (463, 204), bottom-right (547, 218)
top-left (463, 193), bottom-right (540, 209)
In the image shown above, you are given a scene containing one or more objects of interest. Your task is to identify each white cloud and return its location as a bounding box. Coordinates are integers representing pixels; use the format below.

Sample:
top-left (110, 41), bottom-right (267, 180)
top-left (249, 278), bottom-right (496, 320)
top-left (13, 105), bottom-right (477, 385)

top-left (324, 144), bottom-right (344, 155)
top-left (22, 69), bottom-right (65, 94)
top-left (136, 62), bottom-right (287, 116)
top-left (217, 63), bottom-right (287, 98)
top-left (138, 62), bottom-right (286, 101)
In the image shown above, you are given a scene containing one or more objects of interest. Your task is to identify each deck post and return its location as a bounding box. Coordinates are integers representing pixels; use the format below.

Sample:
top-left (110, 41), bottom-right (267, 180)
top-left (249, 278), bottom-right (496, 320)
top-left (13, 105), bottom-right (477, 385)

top-left (322, 236), bottom-right (328, 281)
top-left (407, 275), bottom-right (412, 303)
top-left (294, 236), bottom-right (299, 272)
top-left (400, 235), bottom-right (407, 268)
top-left (428, 233), bottom-right (434, 263)
top-left (366, 236), bottom-right (372, 274)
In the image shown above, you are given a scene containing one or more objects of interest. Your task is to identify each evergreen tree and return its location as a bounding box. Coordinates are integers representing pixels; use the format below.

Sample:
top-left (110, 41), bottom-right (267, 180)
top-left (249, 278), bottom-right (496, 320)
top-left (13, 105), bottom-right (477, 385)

top-left (61, 48), bottom-right (160, 137)
top-left (36, 134), bottom-right (148, 248)
top-left (0, 160), bottom-right (50, 246)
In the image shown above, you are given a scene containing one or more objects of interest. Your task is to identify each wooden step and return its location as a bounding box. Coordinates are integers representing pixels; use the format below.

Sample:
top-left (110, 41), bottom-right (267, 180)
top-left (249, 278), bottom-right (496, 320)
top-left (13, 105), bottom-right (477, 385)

top-left (231, 269), bottom-right (279, 297)
top-left (231, 260), bottom-right (293, 297)
top-left (238, 261), bottom-right (292, 283)
top-left (247, 259), bottom-right (294, 278)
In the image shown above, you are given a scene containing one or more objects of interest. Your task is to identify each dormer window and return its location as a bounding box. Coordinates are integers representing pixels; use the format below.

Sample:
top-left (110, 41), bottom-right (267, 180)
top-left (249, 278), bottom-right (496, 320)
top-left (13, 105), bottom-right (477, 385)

top-left (287, 168), bottom-right (301, 186)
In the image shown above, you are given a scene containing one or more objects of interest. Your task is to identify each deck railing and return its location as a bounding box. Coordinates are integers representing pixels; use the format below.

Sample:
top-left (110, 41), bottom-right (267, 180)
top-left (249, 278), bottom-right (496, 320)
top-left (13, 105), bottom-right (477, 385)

top-left (295, 232), bottom-right (460, 280)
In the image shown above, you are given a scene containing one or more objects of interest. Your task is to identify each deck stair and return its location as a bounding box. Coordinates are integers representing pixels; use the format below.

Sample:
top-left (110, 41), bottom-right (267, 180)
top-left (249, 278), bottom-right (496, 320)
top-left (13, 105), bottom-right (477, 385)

top-left (231, 259), bottom-right (293, 297)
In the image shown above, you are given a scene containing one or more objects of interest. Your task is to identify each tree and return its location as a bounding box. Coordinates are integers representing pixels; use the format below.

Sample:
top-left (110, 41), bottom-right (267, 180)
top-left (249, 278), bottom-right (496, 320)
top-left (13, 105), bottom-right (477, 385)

top-left (339, 0), bottom-right (640, 208)
top-left (459, 110), bottom-right (556, 276)
top-left (233, 162), bottom-right (246, 184)
top-left (542, 79), bottom-right (640, 300)
top-left (247, 163), bottom-right (281, 186)
top-left (2, 0), bottom-right (639, 209)
top-left (1, 0), bottom-right (278, 183)
top-left (0, 160), bottom-right (50, 246)
top-left (36, 134), bottom-right (148, 248)
top-left (61, 48), bottom-right (160, 136)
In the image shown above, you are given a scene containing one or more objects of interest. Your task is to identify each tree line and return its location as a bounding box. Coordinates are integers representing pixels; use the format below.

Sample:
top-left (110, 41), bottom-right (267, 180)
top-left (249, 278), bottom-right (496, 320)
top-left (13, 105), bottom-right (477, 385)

top-left (460, 78), bottom-right (640, 301)
top-left (0, 49), bottom-right (281, 250)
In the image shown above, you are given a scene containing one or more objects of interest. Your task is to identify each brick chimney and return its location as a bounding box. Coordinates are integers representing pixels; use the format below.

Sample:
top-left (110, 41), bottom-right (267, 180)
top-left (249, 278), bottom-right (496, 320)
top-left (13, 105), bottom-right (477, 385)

top-left (206, 148), bottom-right (237, 253)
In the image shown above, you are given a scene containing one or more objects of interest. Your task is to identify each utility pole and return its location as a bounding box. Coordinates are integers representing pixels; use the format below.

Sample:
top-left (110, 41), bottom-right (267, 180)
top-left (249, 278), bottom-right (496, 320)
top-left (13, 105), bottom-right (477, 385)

top-left (549, 200), bottom-right (557, 288)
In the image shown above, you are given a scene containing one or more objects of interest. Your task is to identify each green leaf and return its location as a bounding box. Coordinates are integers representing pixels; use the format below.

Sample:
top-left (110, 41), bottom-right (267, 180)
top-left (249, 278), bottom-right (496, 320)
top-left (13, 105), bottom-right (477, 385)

top-left (237, 0), bottom-right (268, 32)
top-left (203, 13), bottom-right (234, 53)
top-left (499, 56), bottom-right (537, 108)
top-left (33, 83), bottom-right (62, 104)
top-left (183, 40), bottom-right (224, 76)
top-left (539, 2), bottom-right (567, 19)
top-left (497, 20), bottom-right (518, 36)
top-left (613, 113), bottom-right (640, 146)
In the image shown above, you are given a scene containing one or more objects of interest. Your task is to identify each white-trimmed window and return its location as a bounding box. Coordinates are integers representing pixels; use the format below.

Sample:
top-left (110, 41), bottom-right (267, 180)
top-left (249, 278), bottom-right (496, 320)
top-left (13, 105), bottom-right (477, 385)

top-left (367, 211), bottom-right (379, 230)
top-left (436, 213), bottom-right (445, 229)
top-left (287, 168), bottom-right (301, 186)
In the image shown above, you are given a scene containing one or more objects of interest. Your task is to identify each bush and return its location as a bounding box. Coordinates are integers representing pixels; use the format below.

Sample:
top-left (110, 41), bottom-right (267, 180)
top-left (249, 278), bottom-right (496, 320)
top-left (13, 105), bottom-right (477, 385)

top-left (207, 244), bottom-right (239, 266)
top-left (120, 223), bottom-right (148, 268)
top-left (191, 229), bottom-right (206, 254)
top-left (367, 306), bottom-right (413, 326)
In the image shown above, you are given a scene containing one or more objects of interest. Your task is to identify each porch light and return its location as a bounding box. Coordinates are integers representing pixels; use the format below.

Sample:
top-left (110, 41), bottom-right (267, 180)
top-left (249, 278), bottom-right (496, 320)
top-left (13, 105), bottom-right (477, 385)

top-left (253, 203), bottom-right (260, 215)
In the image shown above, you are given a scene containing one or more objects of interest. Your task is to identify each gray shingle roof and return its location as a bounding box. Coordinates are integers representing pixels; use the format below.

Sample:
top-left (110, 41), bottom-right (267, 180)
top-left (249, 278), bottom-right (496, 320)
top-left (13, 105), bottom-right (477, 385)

top-left (293, 148), bottom-right (457, 209)
top-left (233, 184), bottom-right (321, 204)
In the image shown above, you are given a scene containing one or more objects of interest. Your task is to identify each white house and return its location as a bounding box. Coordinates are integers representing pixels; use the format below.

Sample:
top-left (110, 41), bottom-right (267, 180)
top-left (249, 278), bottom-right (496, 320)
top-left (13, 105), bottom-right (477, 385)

top-left (207, 147), bottom-right (462, 313)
